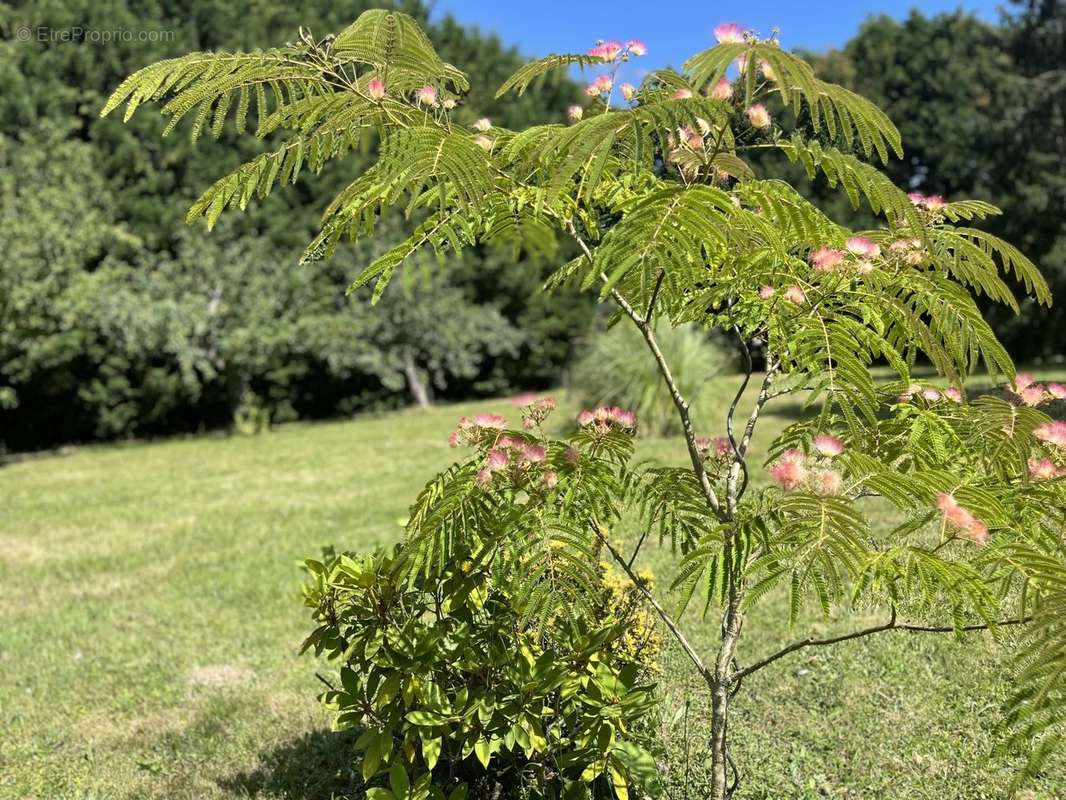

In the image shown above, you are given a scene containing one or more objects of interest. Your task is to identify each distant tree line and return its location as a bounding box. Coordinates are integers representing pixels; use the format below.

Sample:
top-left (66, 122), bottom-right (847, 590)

top-left (795, 0), bottom-right (1064, 360)
top-left (0, 0), bottom-right (589, 451)
top-left (1, 0), bottom-right (1062, 451)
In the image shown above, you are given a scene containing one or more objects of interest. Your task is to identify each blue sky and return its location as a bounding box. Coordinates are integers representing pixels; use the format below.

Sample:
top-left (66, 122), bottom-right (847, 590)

top-left (429, 1), bottom-right (1005, 77)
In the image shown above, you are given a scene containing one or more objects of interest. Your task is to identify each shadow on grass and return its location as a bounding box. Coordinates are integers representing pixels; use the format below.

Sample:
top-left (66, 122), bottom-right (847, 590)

top-left (219, 728), bottom-right (365, 799)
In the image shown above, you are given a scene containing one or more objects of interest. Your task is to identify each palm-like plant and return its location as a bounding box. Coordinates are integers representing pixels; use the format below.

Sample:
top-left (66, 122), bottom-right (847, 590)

top-left (106, 12), bottom-right (1066, 798)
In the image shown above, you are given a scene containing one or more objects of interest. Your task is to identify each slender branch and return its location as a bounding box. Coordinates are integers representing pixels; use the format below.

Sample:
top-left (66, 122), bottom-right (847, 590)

top-left (627, 529), bottom-right (650, 569)
top-left (732, 611), bottom-right (1033, 683)
top-left (561, 219), bottom-right (724, 518)
top-left (724, 330), bottom-right (753, 516)
top-left (589, 520), bottom-right (714, 686)
top-left (644, 269), bottom-right (666, 324)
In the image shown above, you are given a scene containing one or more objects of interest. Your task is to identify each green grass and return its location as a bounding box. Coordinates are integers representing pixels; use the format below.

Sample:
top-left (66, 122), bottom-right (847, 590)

top-left (2, 373), bottom-right (1065, 800)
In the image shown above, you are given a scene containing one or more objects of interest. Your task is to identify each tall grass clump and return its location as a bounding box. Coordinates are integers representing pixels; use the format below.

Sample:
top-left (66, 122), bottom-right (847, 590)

top-left (569, 321), bottom-right (731, 437)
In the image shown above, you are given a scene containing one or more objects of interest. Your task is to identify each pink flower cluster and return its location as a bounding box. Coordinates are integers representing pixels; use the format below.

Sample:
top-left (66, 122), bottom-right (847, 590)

top-left (583, 38), bottom-right (647, 100)
top-left (768, 449), bottom-right (807, 490)
top-left (713, 23), bottom-right (745, 44)
top-left (1028, 457), bottom-right (1065, 481)
top-left (907, 192), bottom-right (946, 211)
top-left (587, 39), bottom-right (648, 62)
top-left (577, 405), bottom-right (638, 432)
top-left (448, 412), bottom-right (509, 448)
top-left (896, 384), bottom-right (963, 404)
top-left (746, 104), bottom-right (771, 129)
top-left (805, 236), bottom-right (888, 278)
top-left (768, 436), bottom-right (845, 495)
top-left (416, 85), bottom-right (438, 106)
top-left (476, 434), bottom-right (551, 488)
top-left (936, 493), bottom-right (989, 545)
top-left (519, 395), bottom-right (558, 430)
top-left (888, 238), bottom-right (924, 266)
top-left (1010, 374), bottom-right (1066, 407)
top-left (696, 436), bottom-right (732, 462)
top-left (708, 78), bottom-right (733, 101)
top-left (1035, 420), bottom-right (1066, 449)
top-left (585, 74), bottom-right (614, 96)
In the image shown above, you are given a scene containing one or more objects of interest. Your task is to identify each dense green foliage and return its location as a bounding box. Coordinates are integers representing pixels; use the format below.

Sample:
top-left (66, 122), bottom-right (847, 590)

top-left (0, 0), bottom-right (588, 451)
top-left (107, 7), bottom-right (1066, 798)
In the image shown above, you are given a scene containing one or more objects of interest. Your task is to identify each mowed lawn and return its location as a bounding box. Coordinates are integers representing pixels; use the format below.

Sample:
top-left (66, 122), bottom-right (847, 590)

top-left (3, 373), bottom-right (1065, 800)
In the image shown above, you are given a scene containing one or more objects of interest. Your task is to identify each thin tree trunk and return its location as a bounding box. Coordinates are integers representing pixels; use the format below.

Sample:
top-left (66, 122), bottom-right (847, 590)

top-left (402, 352), bottom-right (431, 408)
top-left (710, 593), bottom-right (743, 800)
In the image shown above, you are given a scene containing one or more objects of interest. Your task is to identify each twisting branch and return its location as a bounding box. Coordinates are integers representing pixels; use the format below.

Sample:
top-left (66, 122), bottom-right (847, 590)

top-left (561, 219), bottom-right (723, 518)
top-left (731, 610), bottom-right (1033, 683)
top-left (589, 519), bottom-right (714, 687)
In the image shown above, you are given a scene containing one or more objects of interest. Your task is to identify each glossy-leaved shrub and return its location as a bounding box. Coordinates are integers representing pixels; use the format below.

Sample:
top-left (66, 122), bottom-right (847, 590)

top-left (108, 12), bottom-right (1066, 799)
top-left (300, 401), bottom-right (661, 800)
top-left (569, 321), bottom-right (729, 437)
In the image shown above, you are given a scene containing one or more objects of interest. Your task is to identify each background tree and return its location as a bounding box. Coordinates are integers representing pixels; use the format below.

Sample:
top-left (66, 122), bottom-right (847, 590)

top-left (0, 0), bottom-right (590, 451)
top-left (809, 3), bottom-right (1065, 360)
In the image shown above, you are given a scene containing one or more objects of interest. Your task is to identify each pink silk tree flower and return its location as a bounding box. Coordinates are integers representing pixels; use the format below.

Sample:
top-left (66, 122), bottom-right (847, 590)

top-left (672, 88), bottom-right (693, 99)
top-left (759, 60), bottom-right (776, 80)
top-left (907, 191), bottom-right (925, 205)
top-left (746, 103), bottom-right (771, 128)
top-left (473, 135), bottom-right (493, 151)
top-left (476, 468), bottom-right (493, 487)
top-left (922, 388), bottom-right (941, 401)
top-left (519, 444), bottom-right (547, 463)
top-left (367, 78), bottom-right (386, 100)
top-left (923, 194), bottom-right (946, 210)
top-left (846, 236), bottom-right (881, 258)
top-left (769, 451), bottom-right (807, 490)
top-left (758, 286), bottom-right (775, 299)
top-left (567, 105), bottom-right (584, 123)
top-left (620, 83), bottom-right (637, 101)
top-left (587, 42), bottom-right (617, 61)
top-left (473, 117), bottom-right (492, 132)
top-left (627, 39), bottom-right (648, 56)
top-left (810, 247), bottom-right (845, 272)
top-left (1035, 420), bottom-right (1066, 448)
top-left (1029, 457), bottom-right (1058, 481)
top-left (486, 448), bottom-right (510, 471)
top-left (1019, 385), bottom-right (1046, 407)
top-left (785, 286), bottom-right (806, 305)
top-left (474, 413), bottom-right (506, 429)
top-left (1048, 383), bottom-right (1066, 399)
top-left (709, 77), bottom-right (733, 101)
top-left (416, 85), bottom-right (438, 106)
top-left (608, 407), bottom-right (638, 429)
top-left (1013, 372), bottom-right (1036, 392)
top-left (813, 434), bottom-right (845, 457)
top-left (962, 519), bottom-right (989, 545)
top-left (943, 387), bottom-right (963, 402)
top-left (714, 23), bottom-right (745, 44)
top-left (577, 409), bottom-right (595, 426)
top-left (815, 469), bottom-right (844, 496)
top-left (542, 471), bottom-right (559, 488)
